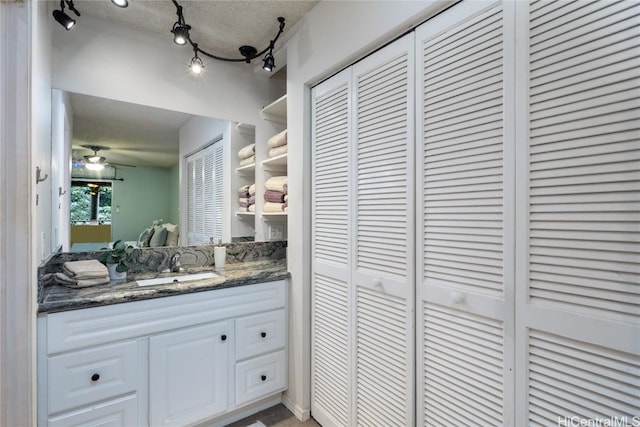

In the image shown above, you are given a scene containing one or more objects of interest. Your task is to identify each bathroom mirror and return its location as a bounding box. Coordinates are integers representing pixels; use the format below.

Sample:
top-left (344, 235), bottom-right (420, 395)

top-left (53, 91), bottom-right (249, 251)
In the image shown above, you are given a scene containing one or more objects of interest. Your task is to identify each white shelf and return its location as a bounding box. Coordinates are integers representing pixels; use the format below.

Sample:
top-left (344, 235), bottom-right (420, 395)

top-left (261, 153), bottom-right (288, 169)
top-left (235, 163), bottom-right (255, 173)
top-left (236, 212), bottom-right (255, 217)
top-left (261, 95), bottom-right (287, 123)
top-left (262, 212), bottom-right (287, 220)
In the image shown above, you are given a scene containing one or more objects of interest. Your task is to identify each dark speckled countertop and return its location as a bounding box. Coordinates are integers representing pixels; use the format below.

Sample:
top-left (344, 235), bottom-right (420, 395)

top-left (39, 258), bottom-right (289, 314)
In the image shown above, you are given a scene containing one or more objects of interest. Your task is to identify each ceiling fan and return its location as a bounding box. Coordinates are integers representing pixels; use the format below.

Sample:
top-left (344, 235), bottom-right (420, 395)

top-left (76, 145), bottom-right (136, 170)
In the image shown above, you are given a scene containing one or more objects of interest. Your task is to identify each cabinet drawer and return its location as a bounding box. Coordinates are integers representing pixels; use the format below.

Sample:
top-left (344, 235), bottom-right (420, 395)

top-left (48, 340), bottom-right (140, 414)
top-left (235, 309), bottom-right (286, 360)
top-left (48, 394), bottom-right (138, 427)
top-left (235, 350), bottom-right (287, 406)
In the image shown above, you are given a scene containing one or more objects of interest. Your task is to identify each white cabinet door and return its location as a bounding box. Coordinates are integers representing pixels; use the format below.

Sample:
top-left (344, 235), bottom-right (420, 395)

top-left (516, 1), bottom-right (640, 424)
top-left (416, 1), bottom-right (516, 425)
top-left (149, 320), bottom-right (232, 427)
top-left (48, 394), bottom-right (138, 427)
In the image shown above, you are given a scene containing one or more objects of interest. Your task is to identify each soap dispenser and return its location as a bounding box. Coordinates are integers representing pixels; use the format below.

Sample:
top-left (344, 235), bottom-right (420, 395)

top-left (214, 239), bottom-right (226, 268)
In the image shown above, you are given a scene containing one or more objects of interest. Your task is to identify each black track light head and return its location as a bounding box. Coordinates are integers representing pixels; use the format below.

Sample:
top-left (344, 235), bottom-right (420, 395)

top-left (262, 51), bottom-right (275, 72)
top-left (172, 23), bottom-right (191, 45)
top-left (53, 9), bottom-right (76, 30)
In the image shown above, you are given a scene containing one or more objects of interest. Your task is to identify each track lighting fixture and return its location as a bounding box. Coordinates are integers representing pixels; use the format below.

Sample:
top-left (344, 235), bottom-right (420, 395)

top-left (111, 0), bottom-right (129, 8)
top-left (189, 44), bottom-right (204, 75)
top-left (52, 0), bottom-right (80, 31)
top-left (170, 0), bottom-right (285, 75)
top-left (54, 0), bottom-right (287, 75)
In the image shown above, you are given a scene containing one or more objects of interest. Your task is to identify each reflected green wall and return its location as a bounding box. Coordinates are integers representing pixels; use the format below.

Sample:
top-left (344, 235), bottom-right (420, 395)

top-left (111, 166), bottom-right (174, 242)
top-left (168, 163), bottom-right (180, 225)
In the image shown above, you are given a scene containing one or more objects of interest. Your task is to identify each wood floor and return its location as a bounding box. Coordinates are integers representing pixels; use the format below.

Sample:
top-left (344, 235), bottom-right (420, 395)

top-left (225, 404), bottom-right (320, 427)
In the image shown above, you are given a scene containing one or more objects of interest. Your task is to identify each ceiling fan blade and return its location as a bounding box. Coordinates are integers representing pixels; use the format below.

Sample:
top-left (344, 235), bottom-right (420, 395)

top-left (107, 162), bottom-right (136, 168)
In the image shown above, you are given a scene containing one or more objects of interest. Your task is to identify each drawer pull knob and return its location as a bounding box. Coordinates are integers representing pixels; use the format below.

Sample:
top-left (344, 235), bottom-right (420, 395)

top-left (91, 373), bottom-right (100, 382)
top-left (261, 332), bottom-right (267, 338)
top-left (261, 375), bottom-right (267, 381)
top-left (221, 334), bottom-right (227, 341)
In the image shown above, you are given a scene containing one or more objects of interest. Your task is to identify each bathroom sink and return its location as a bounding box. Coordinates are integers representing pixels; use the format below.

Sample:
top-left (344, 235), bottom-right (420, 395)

top-left (136, 272), bottom-right (219, 287)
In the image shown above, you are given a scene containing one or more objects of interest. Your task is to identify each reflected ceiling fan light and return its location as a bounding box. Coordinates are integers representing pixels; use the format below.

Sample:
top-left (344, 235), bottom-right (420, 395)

top-left (86, 155), bottom-right (105, 163)
top-left (53, 9), bottom-right (76, 30)
top-left (111, 0), bottom-right (129, 8)
top-left (85, 163), bottom-right (105, 171)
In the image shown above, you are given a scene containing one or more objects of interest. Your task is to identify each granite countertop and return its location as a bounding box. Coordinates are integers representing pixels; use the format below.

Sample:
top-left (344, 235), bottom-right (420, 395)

top-left (39, 258), bottom-right (289, 314)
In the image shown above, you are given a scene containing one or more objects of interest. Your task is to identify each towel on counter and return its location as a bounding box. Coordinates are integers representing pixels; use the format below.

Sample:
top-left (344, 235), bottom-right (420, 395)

top-left (53, 272), bottom-right (110, 288)
top-left (263, 202), bottom-right (286, 213)
top-left (239, 155), bottom-right (255, 166)
top-left (238, 143), bottom-right (255, 159)
top-left (248, 204), bottom-right (256, 212)
top-left (265, 176), bottom-right (288, 194)
top-left (268, 144), bottom-right (288, 158)
top-left (267, 129), bottom-right (287, 148)
top-left (264, 190), bottom-right (286, 203)
top-left (248, 184), bottom-right (256, 196)
top-left (63, 260), bottom-right (109, 280)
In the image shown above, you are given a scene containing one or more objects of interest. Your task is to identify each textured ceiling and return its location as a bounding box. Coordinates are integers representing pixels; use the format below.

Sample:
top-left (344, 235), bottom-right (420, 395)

top-left (70, 93), bottom-right (194, 168)
top-left (73, 0), bottom-right (318, 58)
top-left (67, 0), bottom-right (318, 169)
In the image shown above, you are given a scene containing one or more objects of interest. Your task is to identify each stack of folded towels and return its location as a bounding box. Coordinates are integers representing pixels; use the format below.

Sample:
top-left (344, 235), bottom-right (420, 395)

top-left (264, 176), bottom-right (288, 213)
top-left (238, 183), bottom-right (256, 212)
top-left (267, 129), bottom-right (287, 158)
top-left (238, 143), bottom-right (255, 166)
top-left (54, 259), bottom-right (110, 288)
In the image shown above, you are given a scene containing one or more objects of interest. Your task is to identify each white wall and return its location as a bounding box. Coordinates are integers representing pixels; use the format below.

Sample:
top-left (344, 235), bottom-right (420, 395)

top-left (282, 0), bottom-right (453, 419)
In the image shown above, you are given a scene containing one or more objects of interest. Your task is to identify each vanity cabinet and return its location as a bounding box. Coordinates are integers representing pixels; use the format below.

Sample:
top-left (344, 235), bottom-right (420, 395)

top-left (38, 280), bottom-right (288, 427)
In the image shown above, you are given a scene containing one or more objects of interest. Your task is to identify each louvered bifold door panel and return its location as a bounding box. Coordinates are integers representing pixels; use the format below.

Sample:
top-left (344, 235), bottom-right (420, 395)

top-left (213, 141), bottom-right (224, 242)
top-left (204, 145), bottom-right (216, 243)
top-left (311, 69), bottom-right (352, 427)
top-left (519, 1), bottom-right (640, 424)
top-left (352, 33), bottom-right (414, 427)
top-left (416, 2), bottom-right (515, 425)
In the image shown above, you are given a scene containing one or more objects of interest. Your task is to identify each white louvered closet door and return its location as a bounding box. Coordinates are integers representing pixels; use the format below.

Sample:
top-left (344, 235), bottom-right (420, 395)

top-left (352, 33), bottom-right (415, 427)
top-left (516, 1), bottom-right (640, 424)
top-left (311, 68), bottom-right (352, 427)
top-left (416, 2), bottom-right (516, 425)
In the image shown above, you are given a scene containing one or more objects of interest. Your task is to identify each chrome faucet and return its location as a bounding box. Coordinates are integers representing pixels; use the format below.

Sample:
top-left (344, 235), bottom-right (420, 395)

top-left (170, 253), bottom-right (182, 272)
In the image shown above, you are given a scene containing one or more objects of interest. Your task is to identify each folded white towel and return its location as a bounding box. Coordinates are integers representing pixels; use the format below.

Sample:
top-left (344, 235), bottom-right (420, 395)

top-left (63, 260), bottom-right (109, 280)
top-left (248, 204), bottom-right (256, 212)
top-left (263, 202), bottom-right (286, 213)
top-left (238, 184), bottom-right (251, 194)
top-left (249, 184), bottom-right (256, 196)
top-left (239, 155), bottom-right (255, 166)
top-left (284, 194), bottom-right (288, 202)
top-left (238, 206), bottom-right (248, 212)
top-left (55, 272), bottom-right (110, 288)
top-left (239, 197), bottom-right (250, 203)
top-left (269, 144), bottom-right (288, 158)
top-left (265, 176), bottom-right (288, 194)
top-left (238, 143), bottom-right (255, 159)
top-left (268, 129), bottom-right (287, 148)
